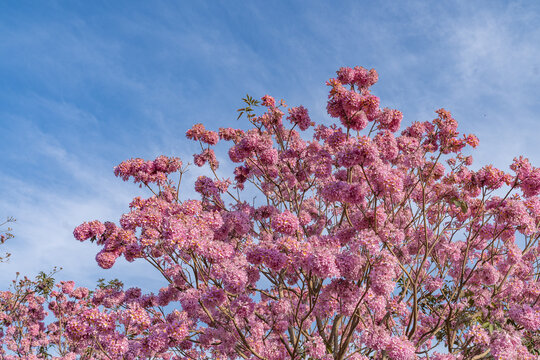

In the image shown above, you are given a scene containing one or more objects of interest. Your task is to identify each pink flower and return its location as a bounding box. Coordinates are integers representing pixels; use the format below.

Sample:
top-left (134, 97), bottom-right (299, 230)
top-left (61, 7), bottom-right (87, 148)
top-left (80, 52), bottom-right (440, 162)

top-left (194, 176), bottom-right (220, 198)
top-left (61, 281), bottom-right (75, 295)
top-left (377, 108), bottom-right (402, 133)
top-left (384, 336), bottom-right (416, 360)
top-left (305, 335), bottom-right (326, 358)
top-left (287, 106), bottom-right (312, 131)
top-left (95, 249), bottom-right (119, 269)
top-left (201, 288), bottom-right (226, 308)
top-left (431, 353), bottom-right (458, 360)
top-left (489, 331), bottom-right (526, 360)
top-left (271, 210), bottom-right (300, 235)
top-left (475, 263), bottom-right (500, 286)
top-left (509, 304), bottom-right (540, 331)
top-left (521, 168), bottom-right (540, 197)
top-left (336, 66), bottom-right (355, 84)
top-left (374, 130), bottom-right (399, 160)
top-left (218, 127), bottom-right (244, 141)
top-left (259, 148), bottom-right (278, 166)
top-left (201, 130), bottom-right (219, 145)
top-left (194, 149), bottom-right (219, 169)
top-left (305, 247), bottom-right (339, 278)
top-left (369, 253), bottom-right (398, 296)
top-left (261, 94), bottom-right (275, 107)
top-left (147, 326), bottom-right (169, 352)
top-left (73, 220), bottom-right (106, 242)
top-left (466, 324), bottom-right (490, 346)
top-left (337, 136), bottom-right (378, 167)
top-left (113, 156), bottom-right (181, 185)
top-left (72, 287), bottom-right (89, 299)
top-left (353, 66), bottom-right (379, 88)
top-left (336, 252), bottom-right (364, 280)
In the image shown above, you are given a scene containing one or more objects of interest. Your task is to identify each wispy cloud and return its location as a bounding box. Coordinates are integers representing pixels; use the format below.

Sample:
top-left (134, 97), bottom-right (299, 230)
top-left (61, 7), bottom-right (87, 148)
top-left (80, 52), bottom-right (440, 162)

top-left (0, 122), bottom-right (159, 290)
top-left (438, 2), bottom-right (540, 168)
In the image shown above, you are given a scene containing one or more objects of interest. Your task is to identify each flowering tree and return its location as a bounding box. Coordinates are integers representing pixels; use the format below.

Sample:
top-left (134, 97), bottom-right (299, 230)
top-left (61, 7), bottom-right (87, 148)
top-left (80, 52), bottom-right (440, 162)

top-left (2, 66), bottom-right (540, 359)
top-left (0, 217), bottom-right (15, 263)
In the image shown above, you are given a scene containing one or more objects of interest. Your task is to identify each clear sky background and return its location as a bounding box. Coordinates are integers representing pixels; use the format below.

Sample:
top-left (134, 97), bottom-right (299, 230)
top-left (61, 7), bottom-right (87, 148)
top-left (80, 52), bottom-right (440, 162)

top-left (1, 0), bottom-right (540, 293)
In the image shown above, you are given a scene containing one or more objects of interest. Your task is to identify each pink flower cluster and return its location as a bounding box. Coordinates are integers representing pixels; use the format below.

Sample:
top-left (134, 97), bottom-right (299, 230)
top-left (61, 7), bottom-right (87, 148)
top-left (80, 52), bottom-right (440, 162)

top-left (511, 155), bottom-right (540, 197)
top-left (261, 94), bottom-right (276, 107)
top-left (271, 210), bottom-right (300, 235)
top-left (73, 220), bottom-right (106, 241)
top-left (186, 123), bottom-right (219, 145)
top-left (336, 65), bottom-right (379, 89)
top-left (287, 105), bottom-right (312, 131)
top-left (113, 155), bottom-right (182, 186)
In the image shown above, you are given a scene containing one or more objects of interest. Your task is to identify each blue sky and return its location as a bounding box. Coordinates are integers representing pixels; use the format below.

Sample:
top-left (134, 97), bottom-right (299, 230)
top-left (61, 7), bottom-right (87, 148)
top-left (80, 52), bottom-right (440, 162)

top-left (1, 0), bottom-right (540, 292)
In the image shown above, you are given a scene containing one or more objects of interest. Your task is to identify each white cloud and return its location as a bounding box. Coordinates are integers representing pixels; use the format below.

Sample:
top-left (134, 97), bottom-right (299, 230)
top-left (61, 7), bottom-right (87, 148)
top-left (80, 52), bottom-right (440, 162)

top-left (440, 3), bottom-right (540, 169)
top-left (0, 123), bottom-right (161, 291)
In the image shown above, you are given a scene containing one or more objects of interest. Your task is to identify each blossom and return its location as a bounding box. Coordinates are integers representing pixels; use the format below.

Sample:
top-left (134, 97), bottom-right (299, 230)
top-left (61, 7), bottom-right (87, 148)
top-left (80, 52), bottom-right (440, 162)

top-left (509, 304), bottom-right (540, 331)
top-left (353, 66), bottom-right (379, 88)
top-left (384, 336), bottom-right (416, 360)
top-left (271, 210), bottom-right (299, 235)
top-left (474, 263), bottom-right (500, 286)
top-left (337, 136), bottom-right (378, 167)
top-left (374, 130), bottom-right (399, 160)
top-left (377, 108), bottom-right (402, 132)
top-left (466, 324), bottom-right (489, 346)
top-left (113, 156), bottom-right (181, 185)
top-left (95, 249), bottom-right (119, 269)
top-left (194, 148), bottom-right (219, 169)
top-left (261, 94), bottom-right (275, 107)
top-left (336, 66), bottom-right (356, 84)
top-left (431, 353), bottom-right (458, 360)
top-left (305, 246), bottom-right (339, 278)
top-left (73, 220), bottom-right (105, 241)
top-left (489, 331), bottom-right (528, 360)
top-left (287, 105), bottom-right (312, 131)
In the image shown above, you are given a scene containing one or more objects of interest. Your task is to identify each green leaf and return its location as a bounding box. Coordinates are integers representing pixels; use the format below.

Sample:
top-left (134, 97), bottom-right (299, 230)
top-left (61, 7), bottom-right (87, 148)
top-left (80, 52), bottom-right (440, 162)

top-left (450, 197), bottom-right (468, 213)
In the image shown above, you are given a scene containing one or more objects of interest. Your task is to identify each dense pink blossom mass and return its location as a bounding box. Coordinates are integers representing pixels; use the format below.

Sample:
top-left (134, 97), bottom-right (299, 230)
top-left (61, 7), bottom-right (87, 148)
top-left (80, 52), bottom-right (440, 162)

top-left (2, 66), bottom-right (540, 359)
